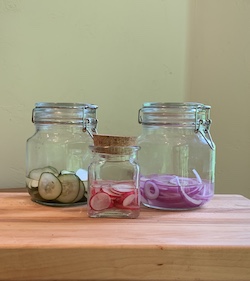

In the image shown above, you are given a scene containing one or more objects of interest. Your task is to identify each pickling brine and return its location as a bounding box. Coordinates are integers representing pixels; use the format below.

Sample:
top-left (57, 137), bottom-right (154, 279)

top-left (88, 180), bottom-right (140, 218)
top-left (88, 135), bottom-right (140, 218)
top-left (26, 166), bottom-right (87, 205)
top-left (140, 171), bottom-right (214, 210)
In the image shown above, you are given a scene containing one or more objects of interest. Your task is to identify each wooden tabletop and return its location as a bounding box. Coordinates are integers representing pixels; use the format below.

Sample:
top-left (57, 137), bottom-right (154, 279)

top-left (0, 190), bottom-right (250, 281)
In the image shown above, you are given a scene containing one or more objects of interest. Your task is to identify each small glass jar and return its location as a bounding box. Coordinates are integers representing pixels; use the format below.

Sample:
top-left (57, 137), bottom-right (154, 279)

top-left (137, 102), bottom-right (216, 210)
top-left (88, 136), bottom-right (140, 218)
top-left (26, 102), bottom-right (98, 206)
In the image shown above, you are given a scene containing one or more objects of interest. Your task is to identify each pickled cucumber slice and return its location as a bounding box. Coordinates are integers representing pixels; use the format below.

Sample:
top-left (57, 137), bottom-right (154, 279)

top-left (38, 172), bottom-right (62, 200)
top-left (56, 174), bottom-right (80, 203)
top-left (29, 166), bottom-right (59, 181)
top-left (45, 166), bottom-right (59, 175)
top-left (29, 168), bottom-right (45, 181)
top-left (26, 177), bottom-right (39, 189)
top-left (72, 181), bottom-right (86, 203)
top-left (60, 170), bottom-right (75, 175)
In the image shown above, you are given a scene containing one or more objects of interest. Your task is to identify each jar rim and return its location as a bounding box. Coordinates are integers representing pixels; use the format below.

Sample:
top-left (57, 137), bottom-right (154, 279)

top-left (138, 102), bottom-right (212, 127)
top-left (142, 102), bottom-right (210, 110)
top-left (35, 102), bottom-right (98, 109)
top-left (32, 102), bottom-right (98, 127)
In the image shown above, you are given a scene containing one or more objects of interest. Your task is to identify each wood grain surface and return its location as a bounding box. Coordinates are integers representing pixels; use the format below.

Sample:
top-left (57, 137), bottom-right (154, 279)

top-left (0, 191), bottom-right (250, 281)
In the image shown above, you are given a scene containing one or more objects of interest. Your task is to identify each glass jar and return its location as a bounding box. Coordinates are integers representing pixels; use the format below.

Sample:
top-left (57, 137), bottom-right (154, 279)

top-left (26, 102), bottom-right (98, 206)
top-left (137, 102), bottom-right (216, 210)
top-left (88, 135), bottom-right (140, 218)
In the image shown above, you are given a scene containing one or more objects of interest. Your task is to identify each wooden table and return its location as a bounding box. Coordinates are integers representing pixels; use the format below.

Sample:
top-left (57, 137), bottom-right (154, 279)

top-left (0, 190), bottom-right (249, 281)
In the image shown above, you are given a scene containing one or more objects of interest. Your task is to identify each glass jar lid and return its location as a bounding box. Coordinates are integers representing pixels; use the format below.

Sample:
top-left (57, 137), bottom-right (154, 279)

top-left (32, 102), bottom-right (98, 126)
top-left (138, 102), bottom-right (211, 127)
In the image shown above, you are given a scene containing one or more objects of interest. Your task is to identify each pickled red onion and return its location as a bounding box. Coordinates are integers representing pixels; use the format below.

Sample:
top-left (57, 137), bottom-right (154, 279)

top-left (140, 171), bottom-right (213, 210)
top-left (192, 169), bottom-right (202, 183)
top-left (175, 176), bottom-right (203, 207)
top-left (144, 180), bottom-right (160, 200)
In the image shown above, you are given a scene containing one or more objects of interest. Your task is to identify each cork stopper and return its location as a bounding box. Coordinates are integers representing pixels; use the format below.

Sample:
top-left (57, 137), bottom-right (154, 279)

top-left (93, 135), bottom-right (137, 147)
top-left (92, 135), bottom-right (138, 155)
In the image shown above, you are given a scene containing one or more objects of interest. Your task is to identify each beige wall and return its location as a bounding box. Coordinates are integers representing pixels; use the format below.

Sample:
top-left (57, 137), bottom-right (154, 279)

top-left (187, 0), bottom-right (250, 198)
top-left (0, 0), bottom-right (249, 198)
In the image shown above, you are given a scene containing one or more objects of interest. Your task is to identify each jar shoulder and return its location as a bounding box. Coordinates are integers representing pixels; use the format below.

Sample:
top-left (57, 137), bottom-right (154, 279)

top-left (27, 130), bottom-right (92, 143)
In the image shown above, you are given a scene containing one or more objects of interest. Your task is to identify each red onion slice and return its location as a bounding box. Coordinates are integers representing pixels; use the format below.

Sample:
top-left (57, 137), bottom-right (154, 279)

top-left (192, 169), bottom-right (202, 183)
top-left (144, 180), bottom-right (160, 200)
top-left (140, 171), bottom-right (213, 209)
top-left (175, 176), bottom-right (203, 207)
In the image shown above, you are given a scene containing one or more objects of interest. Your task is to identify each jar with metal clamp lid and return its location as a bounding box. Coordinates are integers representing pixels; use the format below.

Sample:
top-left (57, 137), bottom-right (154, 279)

top-left (26, 102), bottom-right (98, 206)
top-left (137, 102), bottom-right (216, 210)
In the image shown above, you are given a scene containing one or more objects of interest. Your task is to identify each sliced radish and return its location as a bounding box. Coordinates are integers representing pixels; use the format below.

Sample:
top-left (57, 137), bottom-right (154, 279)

top-left (89, 180), bottom-right (140, 213)
top-left (112, 183), bottom-right (135, 193)
top-left (122, 193), bottom-right (136, 206)
top-left (101, 187), bottom-right (121, 197)
top-left (109, 188), bottom-right (123, 195)
top-left (90, 192), bottom-right (111, 211)
top-left (144, 180), bottom-right (160, 200)
top-left (114, 203), bottom-right (140, 210)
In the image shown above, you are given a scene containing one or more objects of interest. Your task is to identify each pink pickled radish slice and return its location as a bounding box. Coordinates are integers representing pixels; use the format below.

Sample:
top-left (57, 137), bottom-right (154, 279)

top-left (176, 177), bottom-right (203, 207)
top-left (90, 192), bottom-right (111, 211)
top-left (122, 193), bottom-right (136, 206)
top-left (101, 187), bottom-right (121, 197)
top-left (112, 183), bottom-right (134, 193)
top-left (114, 203), bottom-right (140, 210)
top-left (144, 180), bottom-right (160, 200)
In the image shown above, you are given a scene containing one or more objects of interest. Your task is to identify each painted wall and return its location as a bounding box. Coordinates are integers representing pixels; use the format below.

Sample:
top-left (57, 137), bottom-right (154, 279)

top-left (0, 0), bottom-right (249, 199)
top-left (0, 0), bottom-right (189, 188)
top-left (187, 0), bottom-right (250, 198)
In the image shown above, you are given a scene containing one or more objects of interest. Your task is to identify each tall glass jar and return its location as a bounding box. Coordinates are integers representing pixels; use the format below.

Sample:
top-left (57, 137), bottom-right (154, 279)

top-left (26, 102), bottom-right (98, 206)
top-left (137, 102), bottom-right (216, 210)
top-left (88, 135), bottom-right (140, 218)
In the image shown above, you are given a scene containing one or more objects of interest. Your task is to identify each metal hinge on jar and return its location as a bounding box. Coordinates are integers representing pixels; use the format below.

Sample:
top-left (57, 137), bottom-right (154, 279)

top-left (83, 118), bottom-right (98, 138)
top-left (195, 107), bottom-right (215, 150)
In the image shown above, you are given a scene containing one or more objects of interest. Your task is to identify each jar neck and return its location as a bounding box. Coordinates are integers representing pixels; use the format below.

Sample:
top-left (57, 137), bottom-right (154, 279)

top-left (95, 153), bottom-right (134, 162)
top-left (35, 123), bottom-right (85, 133)
top-left (140, 124), bottom-right (215, 150)
top-left (141, 125), bottom-right (196, 135)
